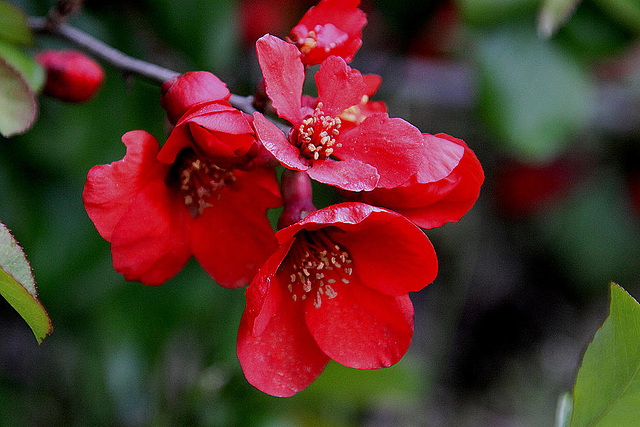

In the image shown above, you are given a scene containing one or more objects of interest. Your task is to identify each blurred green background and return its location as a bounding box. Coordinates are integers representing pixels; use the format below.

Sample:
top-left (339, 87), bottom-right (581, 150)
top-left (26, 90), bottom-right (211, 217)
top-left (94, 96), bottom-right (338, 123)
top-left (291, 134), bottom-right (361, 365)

top-left (2, 0), bottom-right (640, 425)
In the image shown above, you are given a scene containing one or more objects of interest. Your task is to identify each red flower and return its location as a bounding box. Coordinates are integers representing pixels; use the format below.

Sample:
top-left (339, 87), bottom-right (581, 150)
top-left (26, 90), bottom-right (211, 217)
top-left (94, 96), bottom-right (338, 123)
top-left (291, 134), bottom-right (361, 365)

top-left (36, 50), bottom-right (104, 103)
top-left (237, 202), bottom-right (438, 396)
top-left (160, 71), bottom-right (230, 125)
top-left (253, 34), bottom-right (424, 192)
top-left (289, 0), bottom-right (367, 65)
top-left (343, 133), bottom-right (484, 229)
top-left (83, 131), bottom-right (281, 287)
top-left (158, 101), bottom-right (259, 169)
top-left (494, 158), bottom-right (577, 218)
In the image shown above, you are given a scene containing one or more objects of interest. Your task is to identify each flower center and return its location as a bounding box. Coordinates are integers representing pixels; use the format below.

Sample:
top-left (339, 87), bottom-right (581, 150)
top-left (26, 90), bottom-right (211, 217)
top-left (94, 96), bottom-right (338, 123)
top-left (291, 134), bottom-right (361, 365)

top-left (295, 29), bottom-right (319, 55)
top-left (293, 102), bottom-right (342, 161)
top-left (284, 229), bottom-right (353, 308)
top-left (173, 149), bottom-right (235, 217)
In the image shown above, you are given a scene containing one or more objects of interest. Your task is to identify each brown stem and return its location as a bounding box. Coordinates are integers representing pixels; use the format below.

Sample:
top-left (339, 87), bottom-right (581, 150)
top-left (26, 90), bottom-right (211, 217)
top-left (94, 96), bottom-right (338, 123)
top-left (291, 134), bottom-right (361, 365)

top-left (28, 16), bottom-right (180, 83)
top-left (28, 16), bottom-right (293, 134)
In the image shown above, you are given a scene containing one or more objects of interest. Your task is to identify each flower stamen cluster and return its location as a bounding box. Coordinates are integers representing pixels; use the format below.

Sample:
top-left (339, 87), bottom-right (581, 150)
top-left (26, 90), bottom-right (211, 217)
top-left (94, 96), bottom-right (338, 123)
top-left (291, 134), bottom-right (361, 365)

top-left (175, 149), bottom-right (236, 217)
top-left (293, 29), bottom-right (319, 55)
top-left (284, 229), bottom-right (353, 308)
top-left (294, 103), bottom-right (342, 161)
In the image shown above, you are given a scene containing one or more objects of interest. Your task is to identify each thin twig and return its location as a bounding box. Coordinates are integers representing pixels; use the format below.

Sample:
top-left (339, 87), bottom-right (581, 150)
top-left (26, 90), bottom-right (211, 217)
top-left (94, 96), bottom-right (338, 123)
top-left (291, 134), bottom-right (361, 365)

top-left (28, 16), bottom-right (180, 83)
top-left (27, 16), bottom-right (293, 134)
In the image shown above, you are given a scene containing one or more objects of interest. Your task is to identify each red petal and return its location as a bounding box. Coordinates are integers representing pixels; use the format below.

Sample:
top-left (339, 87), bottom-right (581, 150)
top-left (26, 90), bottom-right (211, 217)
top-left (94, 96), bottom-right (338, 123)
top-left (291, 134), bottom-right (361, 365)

top-left (237, 285), bottom-right (329, 397)
top-left (110, 179), bottom-right (192, 286)
top-left (316, 56), bottom-right (368, 117)
top-left (401, 135), bottom-right (484, 228)
top-left (253, 112), bottom-right (308, 170)
top-left (244, 244), bottom-right (293, 337)
top-left (306, 157), bottom-right (378, 191)
top-left (331, 210), bottom-right (437, 295)
top-left (297, 0), bottom-right (365, 37)
top-left (159, 102), bottom-right (255, 164)
top-left (362, 74), bottom-right (382, 96)
top-left (337, 114), bottom-right (424, 188)
top-left (415, 134), bottom-right (465, 183)
top-left (256, 35), bottom-right (304, 124)
top-left (292, 0), bottom-right (366, 64)
top-left (191, 168), bottom-right (280, 288)
top-left (161, 71), bottom-right (230, 124)
top-left (349, 134), bottom-right (484, 229)
top-left (277, 201), bottom-right (372, 240)
top-left (83, 131), bottom-right (167, 241)
top-left (305, 284), bottom-right (414, 369)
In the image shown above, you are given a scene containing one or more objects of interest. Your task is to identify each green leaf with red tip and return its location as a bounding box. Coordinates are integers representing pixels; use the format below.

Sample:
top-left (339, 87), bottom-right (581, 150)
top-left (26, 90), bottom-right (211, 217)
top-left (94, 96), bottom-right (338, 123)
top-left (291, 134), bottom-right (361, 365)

top-left (0, 1), bottom-right (34, 45)
top-left (0, 55), bottom-right (38, 137)
top-left (0, 222), bottom-right (52, 344)
top-left (571, 283), bottom-right (640, 426)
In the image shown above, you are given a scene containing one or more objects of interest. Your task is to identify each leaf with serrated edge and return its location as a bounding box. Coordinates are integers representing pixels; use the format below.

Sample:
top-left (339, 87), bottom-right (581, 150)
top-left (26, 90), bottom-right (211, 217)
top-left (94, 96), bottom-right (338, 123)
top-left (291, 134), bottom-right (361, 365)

top-left (0, 1), bottom-right (33, 45)
top-left (0, 222), bottom-right (51, 343)
top-left (538, 0), bottom-right (583, 38)
top-left (0, 55), bottom-right (38, 137)
top-left (571, 283), bottom-right (640, 426)
top-left (0, 222), bottom-right (36, 296)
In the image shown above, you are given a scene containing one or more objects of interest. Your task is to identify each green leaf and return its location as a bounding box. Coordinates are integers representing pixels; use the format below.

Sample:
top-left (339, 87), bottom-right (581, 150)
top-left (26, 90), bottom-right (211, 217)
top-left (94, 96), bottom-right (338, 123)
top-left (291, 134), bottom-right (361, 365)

top-left (473, 24), bottom-right (592, 162)
top-left (593, 0), bottom-right (640, 35)
top-left (0, 222), bottom-right (52, 344)
top-left (0, 55), bottom-right (38, 137)
top-left (0, 40), bottom-right (45, 93)
top-left (458, 0), bottom-right (539, 26)
top-left (571, 283), bottom-right (640, 426)
top-left (0, 1), bottom-right (33, 45)
top-left (538, 0), bottom-right (583, 38)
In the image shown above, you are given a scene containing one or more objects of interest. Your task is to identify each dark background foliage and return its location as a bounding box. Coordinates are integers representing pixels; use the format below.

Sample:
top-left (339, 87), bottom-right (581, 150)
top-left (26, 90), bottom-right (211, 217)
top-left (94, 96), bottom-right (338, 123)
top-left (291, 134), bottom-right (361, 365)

top-left (1, 0), bottom-right (640, 424)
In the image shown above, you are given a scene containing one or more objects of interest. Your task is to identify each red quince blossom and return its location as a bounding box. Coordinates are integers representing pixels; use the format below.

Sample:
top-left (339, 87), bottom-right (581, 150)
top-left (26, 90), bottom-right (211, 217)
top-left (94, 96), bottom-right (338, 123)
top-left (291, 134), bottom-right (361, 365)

top-left (160, 71), bottom-right (230, 124)
top-left (36, 50), bottom-right (105, 102)
top-left (253, 34), bottom-right (424, 192)
top-left (289, 0), bottom-right (367, 65)
top-left (343, 133), bottom-right (484, 229)
top-left (237, 202), bottom-right (438, 397)
top-left (83, 130), bottom-right (281, 287)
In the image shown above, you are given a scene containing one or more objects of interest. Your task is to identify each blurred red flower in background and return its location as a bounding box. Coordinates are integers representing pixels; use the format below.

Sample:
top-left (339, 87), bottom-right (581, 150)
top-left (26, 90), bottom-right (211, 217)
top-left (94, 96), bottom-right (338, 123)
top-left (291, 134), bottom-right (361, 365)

top-left (494, 158), bottom-right (578, 218)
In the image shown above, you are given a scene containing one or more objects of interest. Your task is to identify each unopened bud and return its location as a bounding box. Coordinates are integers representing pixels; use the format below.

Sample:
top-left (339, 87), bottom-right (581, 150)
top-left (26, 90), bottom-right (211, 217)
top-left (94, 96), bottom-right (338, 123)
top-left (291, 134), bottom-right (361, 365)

top-left (36, 50), bottom-right (105, 103)
top-left (278, 169), bottom-right (316, 229)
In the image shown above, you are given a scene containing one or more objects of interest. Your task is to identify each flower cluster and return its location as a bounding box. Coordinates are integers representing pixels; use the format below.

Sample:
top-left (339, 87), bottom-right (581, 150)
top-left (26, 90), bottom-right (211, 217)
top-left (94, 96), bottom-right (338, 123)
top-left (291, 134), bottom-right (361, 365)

top-left (82, 0), bottom-right (483, 397)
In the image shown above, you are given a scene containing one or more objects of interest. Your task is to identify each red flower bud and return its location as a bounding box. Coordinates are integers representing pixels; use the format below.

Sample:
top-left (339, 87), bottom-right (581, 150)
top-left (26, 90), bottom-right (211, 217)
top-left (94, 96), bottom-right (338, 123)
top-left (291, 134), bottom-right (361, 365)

top-left (160, 71), bottom-right (230, 125)
top-left (36, 50), bottom-right (105, 103)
